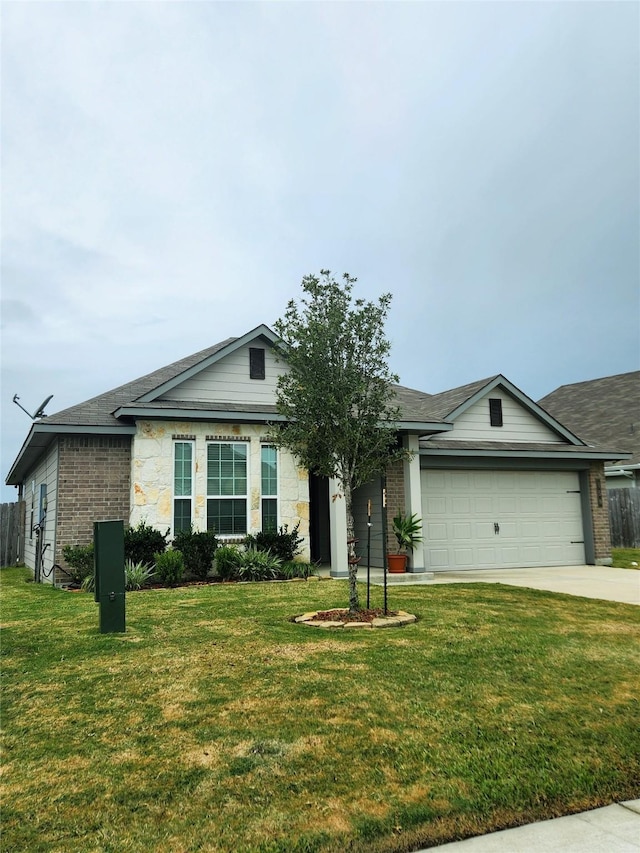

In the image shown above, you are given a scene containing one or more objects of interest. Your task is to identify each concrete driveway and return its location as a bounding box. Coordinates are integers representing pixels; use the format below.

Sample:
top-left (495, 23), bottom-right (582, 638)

top-left (323, 565), bottom-right (640, 605)
top-left (426, 566), bottom-right (640, 605)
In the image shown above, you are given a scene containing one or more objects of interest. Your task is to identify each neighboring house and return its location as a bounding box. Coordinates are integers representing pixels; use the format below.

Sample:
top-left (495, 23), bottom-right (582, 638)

top-left (6, 325), bottom-right (627, 584)
top-left (539, 371), bottom-right (640, 490)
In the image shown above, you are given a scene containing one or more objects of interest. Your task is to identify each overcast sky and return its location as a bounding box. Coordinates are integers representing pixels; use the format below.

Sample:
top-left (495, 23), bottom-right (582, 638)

top-left (2, 1), bottom-right (638, 501)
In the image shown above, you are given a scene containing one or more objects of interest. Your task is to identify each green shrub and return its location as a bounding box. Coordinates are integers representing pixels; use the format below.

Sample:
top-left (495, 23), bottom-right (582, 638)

top-left (125, 559), bottom-right (155, 590)
top-left (80, 573), bottom-right (95, 593)
top-left (61, 543), bottom-right (94, 585)
top-left (125, 521), bottom-right (170, 568)
top-left (172, 527), bottom-right (218, 580)
top-left (214, 545), bottom-right (243, 581)
top-left (279, 560), bottom-right (315, 580)
top-left (154, 549), bottom-right (184, 587)
top-left (243, 523), bottom-right (303, 562)
top-left (79, 559), bottom-right (154, 593)
top-left (235, 548), bottom-right (282, 582)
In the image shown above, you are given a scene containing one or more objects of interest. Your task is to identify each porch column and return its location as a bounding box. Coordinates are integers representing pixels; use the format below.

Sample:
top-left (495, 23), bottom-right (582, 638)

top-left (403, 434), bottom-right (425, 572)
top-left (328, 477), bottom-right (349, 578)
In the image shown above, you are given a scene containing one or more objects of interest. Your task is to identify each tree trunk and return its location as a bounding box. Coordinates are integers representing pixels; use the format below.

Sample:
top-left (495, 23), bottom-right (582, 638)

top-left (343, 480), bottom-right (360, 613)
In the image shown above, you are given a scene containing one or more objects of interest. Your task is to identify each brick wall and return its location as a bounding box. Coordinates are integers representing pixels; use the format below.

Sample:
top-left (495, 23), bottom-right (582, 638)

top-left (55, 436), bottom-right (131, 579)
top-left (385, 459), bottom-right (405, 549)
top-left (587, 460), bottom-right (612, 565)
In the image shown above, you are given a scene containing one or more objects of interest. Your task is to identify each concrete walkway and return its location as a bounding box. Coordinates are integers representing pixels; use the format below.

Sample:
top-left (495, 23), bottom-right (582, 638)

top-left (319, 565), bottom-right (640, 605)
top-left (422, 799), bottom-right (640, 851)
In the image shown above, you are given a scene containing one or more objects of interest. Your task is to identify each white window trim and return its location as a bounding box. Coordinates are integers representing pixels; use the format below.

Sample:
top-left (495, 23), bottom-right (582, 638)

top-left (173, 440), bottom-right (195, 535)
top-left (260, 444), bottom-right (279, 532)
top-left (206, 440), bottom-right (250, 538)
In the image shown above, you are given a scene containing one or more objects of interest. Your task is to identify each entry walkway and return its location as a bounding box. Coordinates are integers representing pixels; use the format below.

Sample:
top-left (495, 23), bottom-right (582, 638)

top-left (318, 565), bottom-right (640, 605)
top-left (423, 799), bottom-right (640, 851)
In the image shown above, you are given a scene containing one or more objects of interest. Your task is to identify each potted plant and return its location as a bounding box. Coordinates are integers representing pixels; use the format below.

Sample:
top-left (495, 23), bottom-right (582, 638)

top-left (388, 511), bottom-right (422, 573)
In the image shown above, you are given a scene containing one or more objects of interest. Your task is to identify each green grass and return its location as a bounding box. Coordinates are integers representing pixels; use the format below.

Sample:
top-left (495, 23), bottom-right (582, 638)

top-left (612, 548), bottom-right (640, 569)
top-left (2, 567), bottom-right (639, 853)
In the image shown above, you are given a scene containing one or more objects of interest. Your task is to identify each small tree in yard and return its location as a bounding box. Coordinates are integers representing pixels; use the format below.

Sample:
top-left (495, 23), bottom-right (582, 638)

top-left (273, 270), bottom-right (407, 613)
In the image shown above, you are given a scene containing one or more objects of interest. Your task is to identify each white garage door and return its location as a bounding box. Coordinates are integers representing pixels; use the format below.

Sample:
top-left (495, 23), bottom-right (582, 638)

top-left (421, 469), bottom-right (585, 570)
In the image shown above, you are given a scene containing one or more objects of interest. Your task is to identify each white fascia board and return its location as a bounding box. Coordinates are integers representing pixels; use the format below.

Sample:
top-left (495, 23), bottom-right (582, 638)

top-left (33, 424), bottom-right (137, 435)
top-left (397, 422), bottom-right (453, 433)
top-left (136, 324), bottom-right (280, 403)
top-left (114, 406), bottom-right (285, 423)
top-left (420, 447), bottom-right (627, 461)
top-left (447, 375), bottom-right (586, 446)
top-left (5, 423), bottom-right (136, 485)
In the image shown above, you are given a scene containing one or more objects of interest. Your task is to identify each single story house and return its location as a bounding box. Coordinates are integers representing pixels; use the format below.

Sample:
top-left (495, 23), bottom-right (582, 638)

top-left (538, 371), bottom-right (640, 490)
top-left (6, 324), bottom-right (628, 584)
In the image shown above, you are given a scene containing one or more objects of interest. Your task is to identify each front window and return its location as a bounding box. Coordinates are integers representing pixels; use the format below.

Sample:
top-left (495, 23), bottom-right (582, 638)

top-left (261, 445), bottom-right (278, 533)
top-left (173, 442), bottom-right (194, 533)
top-left (207, 442), bottom-right (248, 535)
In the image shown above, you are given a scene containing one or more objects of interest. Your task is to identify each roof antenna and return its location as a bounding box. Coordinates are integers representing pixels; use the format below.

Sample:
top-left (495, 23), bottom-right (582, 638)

top-left (13, 394), bottom-right (54, 420)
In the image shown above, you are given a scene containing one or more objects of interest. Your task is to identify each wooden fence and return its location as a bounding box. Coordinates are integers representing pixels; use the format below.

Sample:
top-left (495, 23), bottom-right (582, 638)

top-left (608, 489), bottom-right (640, 549)
top-left (1, 502), bottom-right (24, 566)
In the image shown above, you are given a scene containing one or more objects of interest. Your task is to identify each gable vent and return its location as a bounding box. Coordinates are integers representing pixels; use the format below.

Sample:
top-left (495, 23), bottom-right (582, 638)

top-left (489, 398), bottom-right (503, 427)
top-left (250, 347), bottom-right (265, 380)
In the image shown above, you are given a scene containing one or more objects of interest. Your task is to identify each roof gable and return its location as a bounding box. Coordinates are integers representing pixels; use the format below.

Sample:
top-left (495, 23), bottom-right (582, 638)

top-left (427, 375), bottom-right (585, 445)
top-left (136, 325), bottom-right (279, 403)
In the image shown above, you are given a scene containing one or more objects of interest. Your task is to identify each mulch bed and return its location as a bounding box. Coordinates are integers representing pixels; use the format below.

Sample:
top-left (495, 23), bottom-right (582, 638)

top-left (314, 608), bottom-right (397, 623)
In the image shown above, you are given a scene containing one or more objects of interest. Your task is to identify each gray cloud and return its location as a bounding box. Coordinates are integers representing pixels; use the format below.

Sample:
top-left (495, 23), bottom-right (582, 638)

top-left (1, 1), bottom-right (638, 498)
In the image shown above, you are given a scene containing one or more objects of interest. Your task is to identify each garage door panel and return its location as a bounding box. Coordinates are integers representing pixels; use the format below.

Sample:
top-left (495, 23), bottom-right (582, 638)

top-left (474, 497), bottom-right (493, 513)
top-left (452, 497), bottom-right (471, 514)
top-left (521, 520), bottom-right (541, 538)
top-left (519, 496), bottom-right (540, 514)
top-left (475, 522), bottom-right (496, 539)
top-left (453, 549), bottom-right (475, 566)
top-left (477, 547), bottom-right (498, 565)
top-left (421, 468), bottom-right (586, 570)
top-left (453, 522), bottom-right (472, 539)
top-left (428, 549), bottom-right (450, 567)
top-left (500, 546), bottom-right (521, 563)
top-left (426, 497), bottom-right (447, 515)
top-left (427, 521), bottom-right (448, 540)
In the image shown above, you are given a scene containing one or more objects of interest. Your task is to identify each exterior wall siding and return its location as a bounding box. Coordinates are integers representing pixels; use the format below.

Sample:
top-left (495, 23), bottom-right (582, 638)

top-left (587, 461), bottom-right (612, 564)
top-left (352, 479), bottom-right (383, 568)
top-left (56, 435), bottom-right (132, 583)
top-left (437, 390), bottom-right (564, 443)
top-left (130, 420), bottom-right (311, 559)
top-left (159, 343), bottom-right (287, 405)
top-left (21, 441), bottom-right (59, 582)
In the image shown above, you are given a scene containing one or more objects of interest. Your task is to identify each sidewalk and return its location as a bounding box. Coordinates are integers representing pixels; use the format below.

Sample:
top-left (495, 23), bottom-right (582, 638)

top-left (422, 800), bottom-right (640, 851)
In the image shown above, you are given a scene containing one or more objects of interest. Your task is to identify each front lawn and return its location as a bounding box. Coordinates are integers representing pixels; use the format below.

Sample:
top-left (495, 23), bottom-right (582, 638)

top-left (1, 568), bottom-right (639, 853)
top-left (612, 547), bottom-right (640, 569)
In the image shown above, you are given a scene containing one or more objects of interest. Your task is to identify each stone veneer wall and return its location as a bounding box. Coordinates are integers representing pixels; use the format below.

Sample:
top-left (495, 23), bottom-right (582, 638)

top-left (587, 460), bottom-right (612, 565)
top-left (129, 421), bottom-right (311, 559)
top-left (56, 435), bottom-right (132, 581)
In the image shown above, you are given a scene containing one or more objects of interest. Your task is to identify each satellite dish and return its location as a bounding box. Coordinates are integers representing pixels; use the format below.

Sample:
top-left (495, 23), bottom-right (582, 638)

top-left (13, 393), bottom-right (54, 420)
top-left (33, 395), bottom-right (54, 419)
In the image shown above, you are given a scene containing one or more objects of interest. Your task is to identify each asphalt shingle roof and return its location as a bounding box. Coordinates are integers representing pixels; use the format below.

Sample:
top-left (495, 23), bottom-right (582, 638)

top-left (538, 371), bottom-right (640, 466)
top-left (41, 337), bottom-right (237, 427)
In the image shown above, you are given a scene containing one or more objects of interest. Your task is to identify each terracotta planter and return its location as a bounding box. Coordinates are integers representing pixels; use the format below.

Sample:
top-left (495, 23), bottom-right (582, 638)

top-left (387, 554), bottom-right (407, 573)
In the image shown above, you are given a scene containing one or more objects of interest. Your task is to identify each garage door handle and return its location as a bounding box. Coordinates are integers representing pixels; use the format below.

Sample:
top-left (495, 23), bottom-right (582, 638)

top-left (571, 541), bottom-right (584, 544)
top-left (494, 522), bottom-right (500, 535)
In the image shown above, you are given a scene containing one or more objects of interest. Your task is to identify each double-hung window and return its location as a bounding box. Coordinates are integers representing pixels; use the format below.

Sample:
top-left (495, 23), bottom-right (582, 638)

top-left (207, 442), bottom-right (249, 535)
top-left (261, 445), bottom-right (278, 533)
top-left (173, 441), bottom-right (194, 533)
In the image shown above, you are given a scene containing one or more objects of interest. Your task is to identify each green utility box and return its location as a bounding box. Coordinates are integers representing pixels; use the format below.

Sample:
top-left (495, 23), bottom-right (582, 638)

top-left (94, 520), bottom-right (125, 633)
